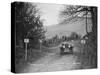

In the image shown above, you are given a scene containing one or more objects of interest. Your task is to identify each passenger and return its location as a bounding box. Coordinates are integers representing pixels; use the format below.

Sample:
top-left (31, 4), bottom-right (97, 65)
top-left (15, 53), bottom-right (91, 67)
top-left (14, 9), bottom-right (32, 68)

top-left (60, 43), bottom-right (66, 54)
top-left (68, 45), bottom-right (73, 53)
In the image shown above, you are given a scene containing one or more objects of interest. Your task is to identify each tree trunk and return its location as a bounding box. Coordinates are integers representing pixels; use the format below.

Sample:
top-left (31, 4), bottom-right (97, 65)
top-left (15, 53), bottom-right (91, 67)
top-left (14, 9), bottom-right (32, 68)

top-left (85, 10), bottom-right (88, 34)
top-left (91, 7), bottom-right (97, 36)
top-left (90, 7), bottom-right (97, 68)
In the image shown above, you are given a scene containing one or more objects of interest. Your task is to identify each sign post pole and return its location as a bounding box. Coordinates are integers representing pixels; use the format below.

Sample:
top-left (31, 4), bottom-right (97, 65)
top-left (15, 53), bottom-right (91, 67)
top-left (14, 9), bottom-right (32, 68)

top-left (24, 38), bottom-right (29, 61)
top-left (39, 39), bottom-right (42, 52)
top-left (25, 43), bottom-right (27, 61)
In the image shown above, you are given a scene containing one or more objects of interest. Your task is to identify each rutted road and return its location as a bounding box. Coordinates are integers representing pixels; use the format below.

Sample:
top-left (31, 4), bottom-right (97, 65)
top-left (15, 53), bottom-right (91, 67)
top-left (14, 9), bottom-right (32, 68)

top-left (19, 41), bottom-right (82, 73)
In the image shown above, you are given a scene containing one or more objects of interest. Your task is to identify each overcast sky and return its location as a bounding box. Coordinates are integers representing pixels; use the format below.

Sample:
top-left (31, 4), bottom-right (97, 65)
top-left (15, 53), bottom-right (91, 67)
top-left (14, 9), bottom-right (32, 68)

top-left (36, 3), bottom-right (64, 26)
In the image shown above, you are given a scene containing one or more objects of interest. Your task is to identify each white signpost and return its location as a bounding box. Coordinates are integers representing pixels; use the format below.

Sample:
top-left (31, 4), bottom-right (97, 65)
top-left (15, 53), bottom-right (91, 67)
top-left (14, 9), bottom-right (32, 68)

top-left (39, 39), bottom-right (42, 52)
top-left (24, 38), bottom-right (29, 61)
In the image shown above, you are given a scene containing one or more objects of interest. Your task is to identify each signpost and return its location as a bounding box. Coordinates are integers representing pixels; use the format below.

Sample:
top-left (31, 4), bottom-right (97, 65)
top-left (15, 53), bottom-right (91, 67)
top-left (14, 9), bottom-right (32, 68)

top-left (39, 39), bottom-right (42, 52)
top-left (24, 38), bottom-right (29, 61)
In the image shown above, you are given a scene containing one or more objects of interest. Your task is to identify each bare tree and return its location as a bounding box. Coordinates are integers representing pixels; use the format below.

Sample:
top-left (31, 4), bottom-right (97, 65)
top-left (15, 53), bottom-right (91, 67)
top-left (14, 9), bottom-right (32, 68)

top-left (59, 5), bottom-right (97, 35)
top-left (15, 2), bottom-right (46, 46)
top-left (60, 5), bottom-right (97, 67)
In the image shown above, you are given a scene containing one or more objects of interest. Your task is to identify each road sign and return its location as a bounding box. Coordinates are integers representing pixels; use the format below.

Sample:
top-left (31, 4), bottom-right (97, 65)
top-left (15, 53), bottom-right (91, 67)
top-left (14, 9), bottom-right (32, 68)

top-left (24, 38), bottom-right (29, 43)
top-left (39, 39), bottom-right (42, 43)
top-left (39, 39), bottom-right (42, 52)
top-left (24, 38), bottom-right (29, 61)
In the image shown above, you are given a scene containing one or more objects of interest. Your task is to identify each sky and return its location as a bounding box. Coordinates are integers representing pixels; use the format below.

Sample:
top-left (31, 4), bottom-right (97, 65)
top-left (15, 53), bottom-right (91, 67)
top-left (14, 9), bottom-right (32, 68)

top-left (36, 3), bottom-right (64, 26)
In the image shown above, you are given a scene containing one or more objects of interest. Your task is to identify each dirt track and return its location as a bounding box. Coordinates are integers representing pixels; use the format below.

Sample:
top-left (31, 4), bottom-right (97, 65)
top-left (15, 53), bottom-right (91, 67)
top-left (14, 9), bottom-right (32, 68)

top-left (18, 41), bottom-right (82, 73)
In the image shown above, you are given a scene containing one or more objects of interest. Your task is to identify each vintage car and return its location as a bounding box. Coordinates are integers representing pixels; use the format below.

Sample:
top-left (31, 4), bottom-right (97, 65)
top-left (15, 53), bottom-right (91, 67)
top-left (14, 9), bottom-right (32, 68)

top-left (59, 42), bottom-right (73, 54)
